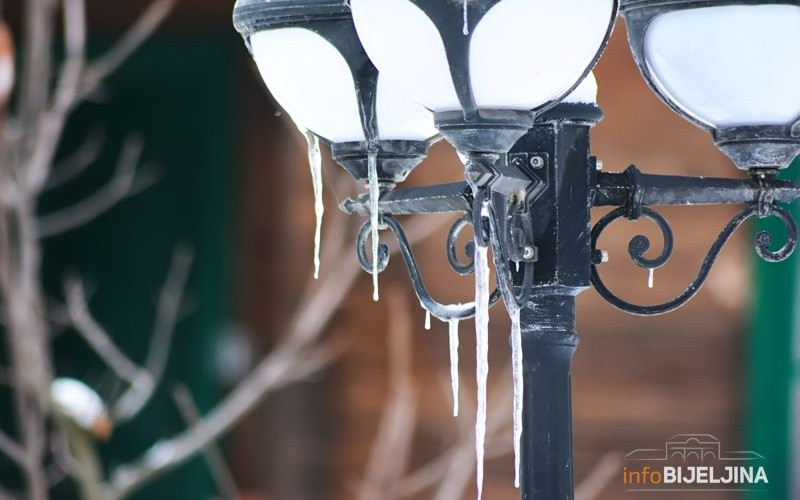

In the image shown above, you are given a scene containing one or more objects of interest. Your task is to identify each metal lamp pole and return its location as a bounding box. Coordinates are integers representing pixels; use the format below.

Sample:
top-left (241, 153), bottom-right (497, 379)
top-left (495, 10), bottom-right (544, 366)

top-left (344, 98), bottom-right (800, 499)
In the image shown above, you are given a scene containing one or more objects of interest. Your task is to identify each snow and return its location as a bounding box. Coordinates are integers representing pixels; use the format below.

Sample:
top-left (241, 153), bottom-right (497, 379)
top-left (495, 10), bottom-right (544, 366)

top-left (304, 131), bottom-right (324, 280)
top-left (368, 151), bottom-right (380, 301)
top-left (449, 319), bottom-right (460, 418)
top-left (463, 0), bottom-right (470, 35)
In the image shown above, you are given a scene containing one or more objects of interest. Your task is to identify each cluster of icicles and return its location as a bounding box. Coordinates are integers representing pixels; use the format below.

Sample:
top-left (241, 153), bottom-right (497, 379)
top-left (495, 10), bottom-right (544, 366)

top-left (299, 130), bottom-right (524, 500)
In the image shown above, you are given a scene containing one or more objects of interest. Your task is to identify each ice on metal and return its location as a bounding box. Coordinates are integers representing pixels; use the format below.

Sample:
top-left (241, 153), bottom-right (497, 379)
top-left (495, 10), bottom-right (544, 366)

top-left (368, 151), bottom-right (380, 301)
top-left (448, 318), bottom-right (460, 417)
top-left (424, 309), bottom-right (431, 331)
top-left (303, 131), bottom-right (324, 280)
top-left (510, 305), bottom-right (523, 488)
top-left (474, 230), bottom-right (491, 500)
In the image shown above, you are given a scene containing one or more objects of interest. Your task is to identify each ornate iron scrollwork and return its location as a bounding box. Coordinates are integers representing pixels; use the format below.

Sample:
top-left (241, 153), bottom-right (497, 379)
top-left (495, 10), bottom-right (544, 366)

top-left (356, 213), bottom-right (501, 321)
top-left (591, 202), bottom-right (798, 316)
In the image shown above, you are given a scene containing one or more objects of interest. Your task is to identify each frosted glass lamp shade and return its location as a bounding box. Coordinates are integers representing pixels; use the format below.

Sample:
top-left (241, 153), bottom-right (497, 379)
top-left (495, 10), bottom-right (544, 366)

top-left (234, 0), bottom-right (437, 145)
top-left (644, 5), bottom-right (800, 129)
top-left (250, 28), bottom-right (366, 142)
top-left (622, 1), bottom-right (800, 170)
top-left (351, 0), bottom-right (617, 115)
top-left (251, 30), bottom-right (437, 143)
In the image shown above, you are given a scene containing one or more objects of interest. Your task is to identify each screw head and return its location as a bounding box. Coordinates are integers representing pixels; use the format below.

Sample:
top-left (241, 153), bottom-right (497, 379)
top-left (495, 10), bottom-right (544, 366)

top-left (529, 155), bottom-right (544, 169)
top-left (522, 246), bottom-right (536, 260)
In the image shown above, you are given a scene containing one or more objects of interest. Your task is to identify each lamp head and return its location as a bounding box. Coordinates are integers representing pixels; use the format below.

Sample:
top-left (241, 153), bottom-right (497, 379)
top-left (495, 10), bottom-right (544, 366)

top-left (622, 0), bottom-right (800, 171)
top-left (233, 0), bottom-right (437, 183)
top-left (350, 0), bottom-right (618, 156)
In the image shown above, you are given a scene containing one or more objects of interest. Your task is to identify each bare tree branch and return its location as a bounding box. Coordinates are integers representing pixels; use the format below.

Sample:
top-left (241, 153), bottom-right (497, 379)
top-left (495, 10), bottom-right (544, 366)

top-left (79, 0), bottom-right (176, 100)
top-left (45, 129), bottom-right (105, 191)
top-left (113, 246), bottom-right (194, 422)
top-left (0, 485), bottom-right (20, 500)
top-left (575, 453), bottom-right (623, 500)
top-left (25, 0), bottom-right (87, 190)
top-left (64, 275), bottom-right (143, 384)
top-left (0, 427), bottom-right (25, 466)
top-left (357, 289), bottom-right (417, 500)
top-left (37, 136), bottom-right (156, 238)
top-left (106, 212), bottom-right (451, 500)
top-left (389, 362), bottom-right (514, 500)
top-left (172, 384), bottom-right (239, 500)
top-left (0, 1), bottom-right (177, 499)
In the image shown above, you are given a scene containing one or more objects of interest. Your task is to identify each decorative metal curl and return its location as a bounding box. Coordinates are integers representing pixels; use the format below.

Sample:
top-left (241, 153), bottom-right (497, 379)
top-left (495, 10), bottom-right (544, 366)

top-left (447, 215), bottom-right (477, 275)
top-left (356, 215), bottom-right (501, 321)
top-left (356, 221), bottom-right (390, 274)
top-left (591, 203), bottom-right (798, 316)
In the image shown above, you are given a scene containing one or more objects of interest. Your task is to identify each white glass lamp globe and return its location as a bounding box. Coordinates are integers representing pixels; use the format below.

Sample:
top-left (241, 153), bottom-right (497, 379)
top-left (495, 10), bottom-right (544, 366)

top-left (234, 0), bottom-right (437, 146)
top-left (350, 0), bottom-right (617, 115)
top-left (622, 1), bottom-right (800, 170)
top-left (643, 4), bottom-right (800, 129)
top-left (250, 29), bottom-right (437, 143)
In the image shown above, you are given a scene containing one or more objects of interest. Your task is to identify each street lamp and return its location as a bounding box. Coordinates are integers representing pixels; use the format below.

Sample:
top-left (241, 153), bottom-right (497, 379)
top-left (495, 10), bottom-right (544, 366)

top-left (233, 2), bottom-right (800, 500)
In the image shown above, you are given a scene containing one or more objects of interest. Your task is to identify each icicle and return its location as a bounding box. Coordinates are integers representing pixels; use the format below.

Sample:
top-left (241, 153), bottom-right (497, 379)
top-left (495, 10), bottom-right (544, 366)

top-left (304, 131), bottom-right (324, 280)
top-left (424, 309), bottom-right (432, 331)
top-left (368, 151), bottom-right (380, 301)
top-left (648, 268), bottom-right (655, 289)
top-left (474, 233), bottom-right (491, 500)
top-left (510, 305), bottom-right (523, 488)
top-left (462, 0), bottom-right (469, 35)
top-left (449, 318), bottom-right (460, 417)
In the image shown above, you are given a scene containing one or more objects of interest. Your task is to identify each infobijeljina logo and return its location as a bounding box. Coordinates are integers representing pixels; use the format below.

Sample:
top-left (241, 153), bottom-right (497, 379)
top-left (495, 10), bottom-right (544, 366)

top-left (623, 434), bottom-right (768, 493)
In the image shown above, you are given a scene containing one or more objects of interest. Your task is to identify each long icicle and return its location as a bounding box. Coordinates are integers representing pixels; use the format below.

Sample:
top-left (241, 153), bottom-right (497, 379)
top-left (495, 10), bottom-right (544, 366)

top-left (474, 209), bottom-right (491, 500)
top-left (449, 318), bottom-right (460, 417)
top-left (510, 304), bottom-right (523, 488)
top-left (368, 151), bottom-right (380, 301)
top-left (304, 131), bottom-right (324, 280)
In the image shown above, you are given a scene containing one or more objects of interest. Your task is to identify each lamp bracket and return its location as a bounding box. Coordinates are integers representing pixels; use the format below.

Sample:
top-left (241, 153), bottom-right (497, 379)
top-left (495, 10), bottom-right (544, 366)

top-left (591, 165), bottom-right (800, 315)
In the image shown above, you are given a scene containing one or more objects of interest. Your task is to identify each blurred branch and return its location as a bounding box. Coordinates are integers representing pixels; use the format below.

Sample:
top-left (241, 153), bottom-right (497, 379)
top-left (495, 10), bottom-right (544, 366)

top-left (107, 212), bottom-right (452, 500)
top-left (64, 275), bottom-right (142, 385)
top-left (575, 453), bottom-right (622, 500)
top-left (26, 0), bottom-right (86, 190)
top-left (45, 129), bottom-right (105, 191)
top-left (357, 289), bottom-right (417, 500)
top-left (37, 136), bottom-right (156, 238)
top-left (113, 246), bottom-right (193, 422)
top-left (389, 363), bottom-right (514, 500)
top-left (0, 0), bottom-right (177, 498)
top-left (79, 0), bottom-right (176, 101)
top-left (0, 485), bottom-right (20, 500)
top-left (172, 384), bottom-right (239, 500)
top-left (0, 427), bottom-right (24, 466)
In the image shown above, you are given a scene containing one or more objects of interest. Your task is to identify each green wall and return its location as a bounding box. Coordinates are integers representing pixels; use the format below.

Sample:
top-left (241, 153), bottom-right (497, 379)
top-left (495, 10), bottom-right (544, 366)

top-left (747, 158), bottom-right (800, 500)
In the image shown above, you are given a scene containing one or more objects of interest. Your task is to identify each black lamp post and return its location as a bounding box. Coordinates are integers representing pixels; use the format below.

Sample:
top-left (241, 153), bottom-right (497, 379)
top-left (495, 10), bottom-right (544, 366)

top-left (233, 1), bottom-right (800, 499)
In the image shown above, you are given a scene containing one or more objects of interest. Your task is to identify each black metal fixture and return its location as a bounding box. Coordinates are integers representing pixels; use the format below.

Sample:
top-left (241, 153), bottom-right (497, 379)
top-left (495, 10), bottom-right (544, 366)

top-left (233, 1), bottom-right (800, 500)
